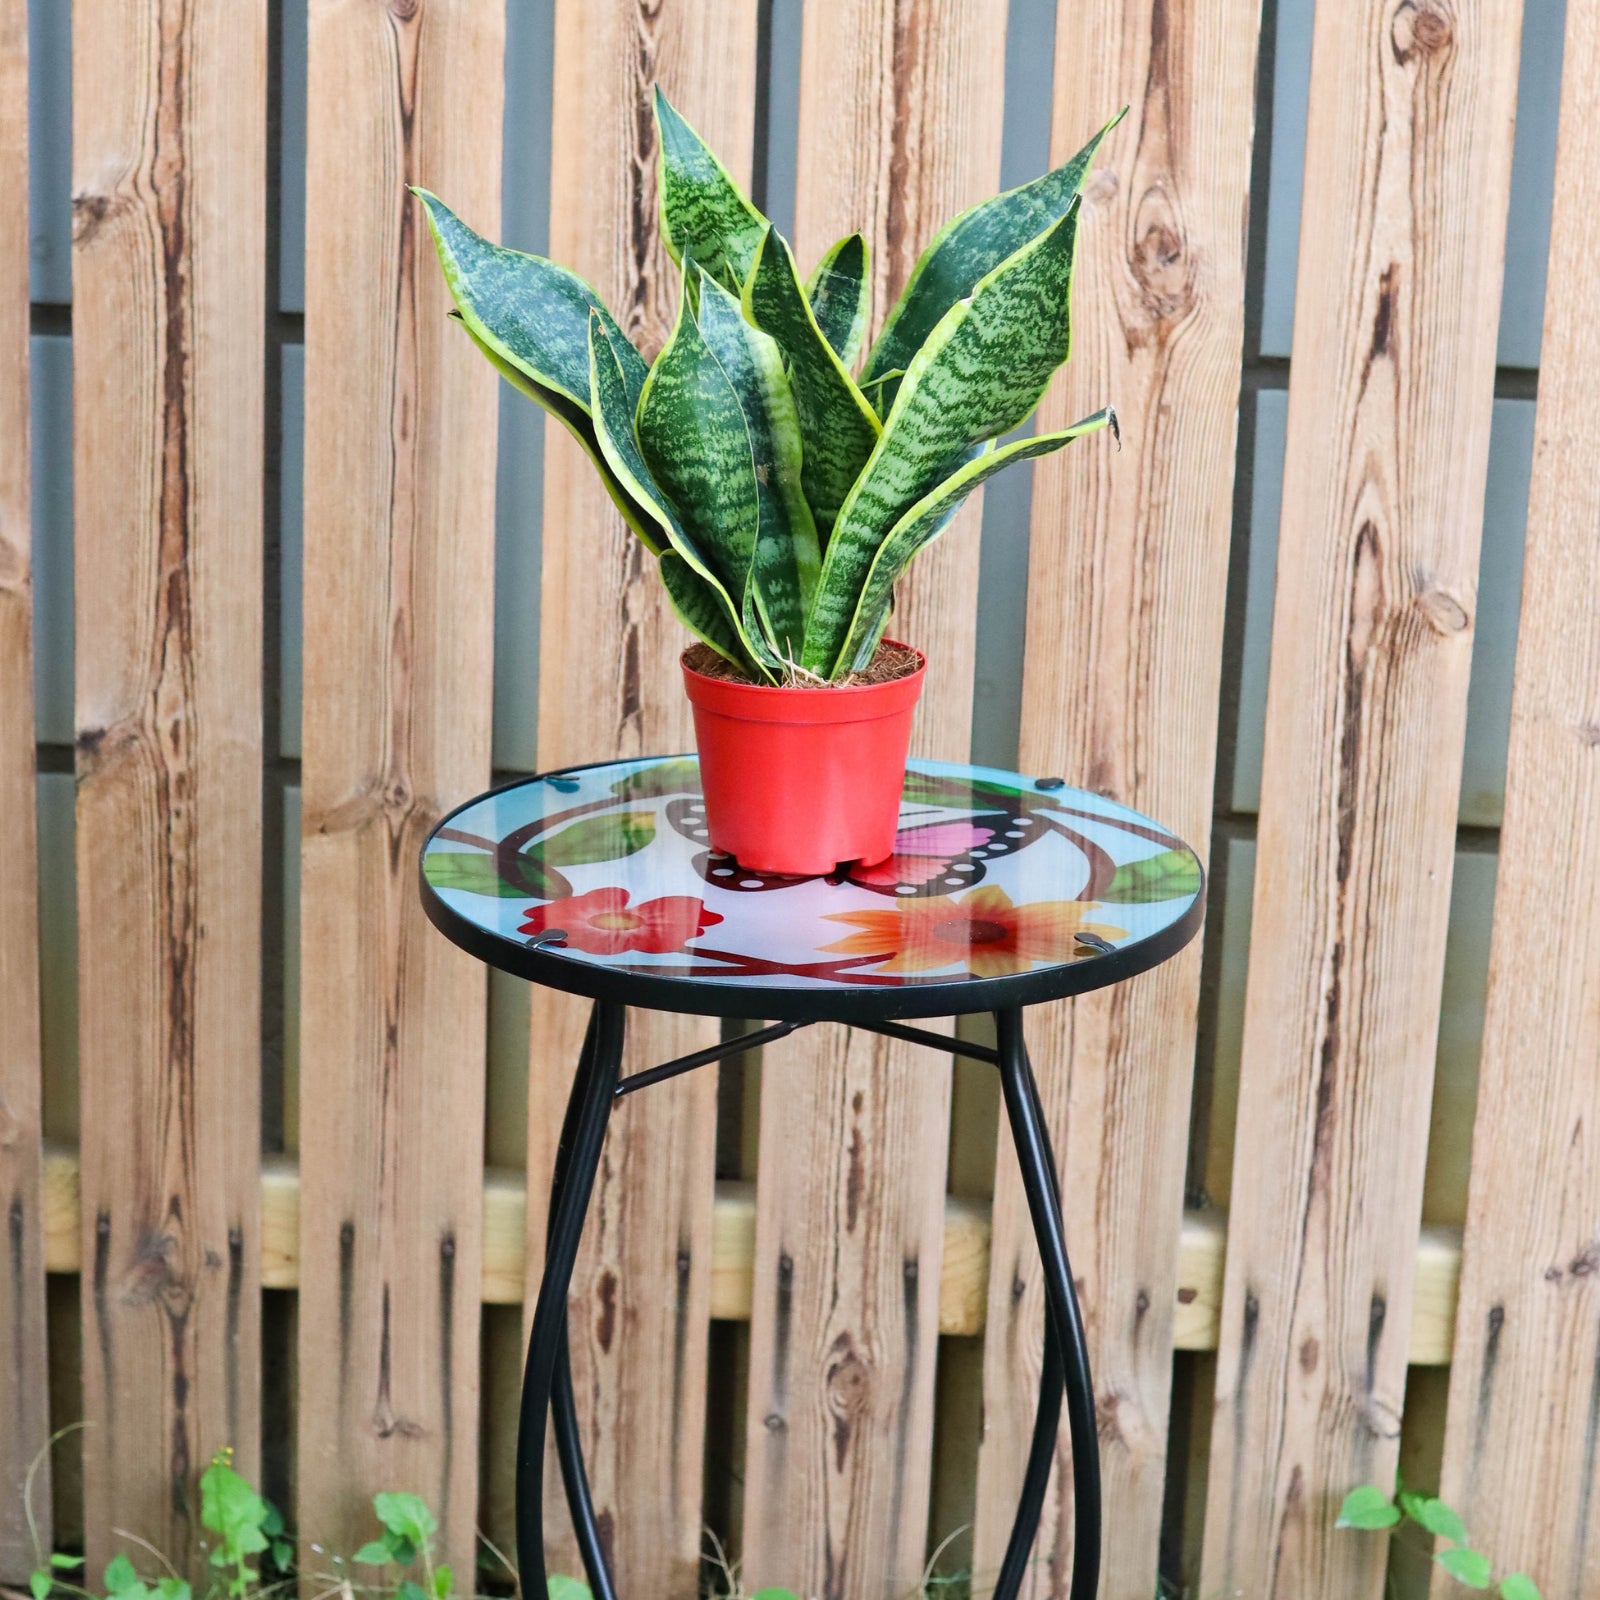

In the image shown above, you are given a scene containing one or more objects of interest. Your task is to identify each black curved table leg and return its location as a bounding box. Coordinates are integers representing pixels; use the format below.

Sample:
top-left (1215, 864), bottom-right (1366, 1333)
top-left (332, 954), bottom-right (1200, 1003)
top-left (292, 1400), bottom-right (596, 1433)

top-left (517, 1000), bottom-right (626, 1600)
top-left (993, 1008), bottom-right (1101, 1600)
top-left (991, 1046), bottom-right (1066, 1600)
top-left (543, 1007), bottom-right (618, 1600)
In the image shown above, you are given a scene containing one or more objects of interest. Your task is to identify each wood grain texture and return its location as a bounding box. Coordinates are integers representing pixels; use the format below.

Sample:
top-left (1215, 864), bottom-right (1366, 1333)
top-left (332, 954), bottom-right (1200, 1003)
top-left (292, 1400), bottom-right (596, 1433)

top-left (528, 6), bottom-right (757, 1593)
top-left (1432, 8), bottom-right (1600, 1589)
top-left (0, 0), bottom-right (49, 1576)
top-left (297, 1), bottom-right (502, 1575)
top-left (44, 1152), bottom-right (1472, 1359)
top-left (740, 8), bottom-right (1005, 1594)
top-left (1199, 3), bottom-right (1522, 1594)
top-left (71, 0), bottom-right (265, 1575)
top-left (971, 4), bottom-right (1261, 1594)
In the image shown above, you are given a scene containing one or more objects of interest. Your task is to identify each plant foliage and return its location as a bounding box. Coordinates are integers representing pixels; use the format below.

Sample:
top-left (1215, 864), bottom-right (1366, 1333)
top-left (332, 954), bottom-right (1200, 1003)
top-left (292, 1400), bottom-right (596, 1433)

top-left (417, 90), bottom-right (1122, 682)
top-left (1337, 1479), bottom-right (1543, 1597)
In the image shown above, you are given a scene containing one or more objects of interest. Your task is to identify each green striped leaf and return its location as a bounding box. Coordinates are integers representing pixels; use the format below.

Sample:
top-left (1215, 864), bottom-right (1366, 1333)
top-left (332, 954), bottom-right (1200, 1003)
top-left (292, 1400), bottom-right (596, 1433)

top-left (415, 187), bottom-right (643, 408)
top-left (660, 549), bottom-right (758, 672)
top-left (859, 368), bottom-right (904, 420)
top-left (454, 312), bottom-right (663, 553)
top-left (417, 187), bottom-right (664, 549)
top-left (636, 276), bottom-right (764, 624)
top-left (694, 272), bottom-right (821, 662)
top-left (586, 315), bottom-right (767, 676)
top-left (744, 227), bottom-right (880, 535)
top-left (654, 88), bottom-right (770, 290)
top-left (861, 108), bottom-right (1124, 392)
top-left (803, 201), bottom-right (1088, 675)
top-left (832, 411), bottom-right (1115, 673)
top-left (805, 233), bottom-right (870, 366)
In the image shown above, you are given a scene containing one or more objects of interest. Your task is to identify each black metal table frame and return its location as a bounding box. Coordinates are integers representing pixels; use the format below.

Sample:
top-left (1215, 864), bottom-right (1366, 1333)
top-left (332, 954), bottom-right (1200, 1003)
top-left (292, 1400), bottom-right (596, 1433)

top-left (519, 1002), bottom-right (1102, 1600)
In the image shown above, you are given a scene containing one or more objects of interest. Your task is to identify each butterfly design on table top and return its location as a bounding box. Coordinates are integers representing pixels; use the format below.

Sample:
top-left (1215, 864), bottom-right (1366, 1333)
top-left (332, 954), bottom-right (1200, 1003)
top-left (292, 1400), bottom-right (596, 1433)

top-left (664, 797), bottom-right (1051, 898)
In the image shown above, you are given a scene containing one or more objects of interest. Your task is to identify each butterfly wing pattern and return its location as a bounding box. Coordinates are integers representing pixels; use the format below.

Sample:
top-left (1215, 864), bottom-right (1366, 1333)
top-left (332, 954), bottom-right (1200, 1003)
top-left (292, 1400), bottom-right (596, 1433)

top-left (667, 787), bottom-right (1052, 896)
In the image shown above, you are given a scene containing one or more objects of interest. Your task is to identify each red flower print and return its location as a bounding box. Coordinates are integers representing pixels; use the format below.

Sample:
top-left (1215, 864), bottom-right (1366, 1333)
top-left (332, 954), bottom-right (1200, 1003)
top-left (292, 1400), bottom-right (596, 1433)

top-left (520, 887), bottom-right (722, 955)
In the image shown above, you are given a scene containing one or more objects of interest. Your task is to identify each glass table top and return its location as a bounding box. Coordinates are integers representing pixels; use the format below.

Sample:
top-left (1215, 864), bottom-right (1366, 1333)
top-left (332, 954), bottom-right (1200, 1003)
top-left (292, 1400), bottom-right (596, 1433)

top-left (420, 756), bottom-right (1205, 1020)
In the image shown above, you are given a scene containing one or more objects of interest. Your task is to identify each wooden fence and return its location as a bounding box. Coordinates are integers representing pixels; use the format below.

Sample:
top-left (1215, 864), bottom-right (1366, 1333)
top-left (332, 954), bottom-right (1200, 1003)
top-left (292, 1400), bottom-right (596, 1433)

top-left (1, 2), bottom-right (1597, 1598)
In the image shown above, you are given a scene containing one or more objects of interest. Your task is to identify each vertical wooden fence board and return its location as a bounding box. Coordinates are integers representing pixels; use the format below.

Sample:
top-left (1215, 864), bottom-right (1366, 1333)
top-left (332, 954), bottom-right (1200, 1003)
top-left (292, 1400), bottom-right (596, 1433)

top-left (1432, 9), bottom-right (1600, 1590)
top-left (971, 3), bottom-right (1261, 1595)
top-left (72, 0), bottom-right (265, 1573)
top-left (1199, 3), bottom-right (1522, 1595)
top-left (740, 7), bottom-right (1006, 1594)
top-left (527, 5), bottom-right (757, 1594)
top-left (0, 0), bottom-right (49, 1576)
top-left (297, 1), bottom-right (502, 1575)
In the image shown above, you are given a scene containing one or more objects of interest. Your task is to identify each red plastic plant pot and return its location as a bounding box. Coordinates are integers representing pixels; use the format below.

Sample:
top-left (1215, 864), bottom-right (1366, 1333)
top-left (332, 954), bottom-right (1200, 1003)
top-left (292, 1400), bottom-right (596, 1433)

top-left (681, 643), bottom-right (927, 875)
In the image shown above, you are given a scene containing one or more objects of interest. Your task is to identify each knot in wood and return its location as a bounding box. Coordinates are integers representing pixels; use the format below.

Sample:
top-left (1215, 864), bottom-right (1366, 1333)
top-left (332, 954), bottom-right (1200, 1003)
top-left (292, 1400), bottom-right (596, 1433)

top-left (1084, 168), bottom-right (1119, 208)
top-left (71, 188), bottom-right (128, 247)
top-left (1393, 3), bottom-right (1453, 63)
top-left (1414, 584), bottom-right (1471, 635)
top-left (825, 1343), bottom-right (871, 1420)
top-left (122, 1230), bottom-right (190, 1313)
top-left (1129, 187), bottom-right (1193, 323)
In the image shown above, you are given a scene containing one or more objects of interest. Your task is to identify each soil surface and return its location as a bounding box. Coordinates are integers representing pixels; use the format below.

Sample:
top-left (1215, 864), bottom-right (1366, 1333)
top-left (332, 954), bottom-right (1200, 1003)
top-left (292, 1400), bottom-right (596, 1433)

top-left (684, 639), bottom-right (923, 688)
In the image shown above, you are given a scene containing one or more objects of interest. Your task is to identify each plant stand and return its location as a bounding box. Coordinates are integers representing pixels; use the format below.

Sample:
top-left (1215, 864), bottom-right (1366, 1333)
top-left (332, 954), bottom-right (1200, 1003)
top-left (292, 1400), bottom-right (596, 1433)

top-left (419, 756), bottom-right (1205, 1600)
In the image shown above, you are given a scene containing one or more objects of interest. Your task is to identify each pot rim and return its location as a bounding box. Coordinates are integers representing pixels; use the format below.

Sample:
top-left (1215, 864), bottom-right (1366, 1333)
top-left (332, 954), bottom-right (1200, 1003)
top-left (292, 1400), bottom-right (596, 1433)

top-left (681, 639), bottom-right (926, 725)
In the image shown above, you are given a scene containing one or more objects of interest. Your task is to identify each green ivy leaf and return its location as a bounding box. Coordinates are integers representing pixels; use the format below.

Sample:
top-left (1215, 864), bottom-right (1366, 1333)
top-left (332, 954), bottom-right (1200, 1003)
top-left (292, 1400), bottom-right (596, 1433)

top-left (610, 759), bottom-right (701, 799)
top-left (423, 851), bottom-right (525, 898)
top-left (31, 1572), bottom-right (52, 1600)
top-left (1436, 1547), bottom-right (1492, 1588)
top-left (531, 812), bottom-right (655, 869)
top-left (153, 1581), bottom-right (190, 1600)
top-left (398, 1581), bottom-right (428, 1600)
top-left (270, 1540), bottom-right (294, 1570)
top-left (547, 1578), bottom-right (593, 1600)
top-left (1099, 849), bottom-right (1203, 904)
top-left (750, 1589), bottom-right (803, 1600)
top-left (103, 1554), bottom-right (145, 1600)
top-left (1500, 1575), bottom-right (1543, 1600)
top-left (352, 1543), bottom-right (394, 1566)
top-left (1335, 1485), bottom-right (1401, 1531)
top-left (50, 1556), bottom-right (84, 1570)
top-left (1409, 1496), bottom-right (1469, 1546)
top-left (432, 1565), bottom-right (453, 1600)
top-left (373, 1494), bottom-right (438, 1554)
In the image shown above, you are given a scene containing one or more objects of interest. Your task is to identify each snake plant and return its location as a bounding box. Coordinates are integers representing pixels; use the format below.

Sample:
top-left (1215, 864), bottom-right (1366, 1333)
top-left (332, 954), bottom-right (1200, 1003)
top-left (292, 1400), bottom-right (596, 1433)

top-left (416, 91), bottom-right (1121, 683)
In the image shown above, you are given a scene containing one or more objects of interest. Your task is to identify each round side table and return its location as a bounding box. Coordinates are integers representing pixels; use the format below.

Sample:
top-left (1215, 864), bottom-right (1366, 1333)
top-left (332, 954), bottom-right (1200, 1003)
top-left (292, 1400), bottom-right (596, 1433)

top-left (419, 755), bottom-right (1204, 1600)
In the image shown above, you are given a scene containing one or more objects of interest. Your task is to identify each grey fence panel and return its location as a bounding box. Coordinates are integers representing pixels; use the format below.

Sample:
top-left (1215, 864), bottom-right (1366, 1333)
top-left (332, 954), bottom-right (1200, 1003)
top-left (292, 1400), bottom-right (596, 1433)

top-left (30, 333), bottom-right (69, 746)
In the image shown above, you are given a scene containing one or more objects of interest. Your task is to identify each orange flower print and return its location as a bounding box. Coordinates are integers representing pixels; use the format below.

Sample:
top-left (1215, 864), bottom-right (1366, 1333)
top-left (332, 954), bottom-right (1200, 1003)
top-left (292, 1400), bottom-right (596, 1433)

top-left (521, 888), bottom-right (721, 955)
top-left (818, 885), bottom-right (1125, 979)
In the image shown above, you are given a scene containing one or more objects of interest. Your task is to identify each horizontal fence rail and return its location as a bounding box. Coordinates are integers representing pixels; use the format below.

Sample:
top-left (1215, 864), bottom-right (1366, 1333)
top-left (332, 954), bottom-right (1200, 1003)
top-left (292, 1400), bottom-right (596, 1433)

top-left (33, 1146), bottom-right (1466, 1365)
top-left (1, 3), bottom-right (1593, 1598)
